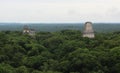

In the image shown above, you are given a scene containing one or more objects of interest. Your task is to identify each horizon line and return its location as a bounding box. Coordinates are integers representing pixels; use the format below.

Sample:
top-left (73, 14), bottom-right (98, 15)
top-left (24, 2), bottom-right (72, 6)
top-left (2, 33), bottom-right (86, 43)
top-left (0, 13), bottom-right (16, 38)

top-left (0, 21), bottom-right (120, 24)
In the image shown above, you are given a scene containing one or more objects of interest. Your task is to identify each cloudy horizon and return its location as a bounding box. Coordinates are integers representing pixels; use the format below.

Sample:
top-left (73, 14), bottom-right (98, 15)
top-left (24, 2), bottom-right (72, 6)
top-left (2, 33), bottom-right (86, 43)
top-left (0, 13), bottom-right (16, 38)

top-left (0, 0), bottom-right (120, 23)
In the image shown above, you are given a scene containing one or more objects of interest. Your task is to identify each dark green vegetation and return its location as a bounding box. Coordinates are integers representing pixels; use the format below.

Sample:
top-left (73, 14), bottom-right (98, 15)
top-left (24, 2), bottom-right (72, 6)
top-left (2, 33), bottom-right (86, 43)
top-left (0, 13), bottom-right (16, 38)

top-left (0, 30), bottom-right (120, 73)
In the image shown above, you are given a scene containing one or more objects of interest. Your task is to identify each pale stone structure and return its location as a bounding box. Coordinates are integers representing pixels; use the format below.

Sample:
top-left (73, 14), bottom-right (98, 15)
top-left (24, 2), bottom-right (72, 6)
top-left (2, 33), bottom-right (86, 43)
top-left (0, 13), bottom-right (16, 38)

top-left (23, 25), bottom-right (35, 36)
top-left (83, 22), bottom-right (95, 38)
top-left (23, 25), bottom-right (30, 34)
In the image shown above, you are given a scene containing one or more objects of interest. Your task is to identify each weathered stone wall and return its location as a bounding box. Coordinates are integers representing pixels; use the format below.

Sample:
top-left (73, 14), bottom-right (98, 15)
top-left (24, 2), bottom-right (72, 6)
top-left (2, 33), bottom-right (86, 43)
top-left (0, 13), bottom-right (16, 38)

top-left (83, 22), bottom-right (95, 38)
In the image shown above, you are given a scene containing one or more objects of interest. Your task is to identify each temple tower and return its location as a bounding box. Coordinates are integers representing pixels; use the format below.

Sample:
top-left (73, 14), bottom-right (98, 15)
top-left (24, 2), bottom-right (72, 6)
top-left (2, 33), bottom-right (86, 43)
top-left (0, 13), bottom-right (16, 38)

top-left (23, 25), bottom-right (30, 34)
top-left (23, 25), bottom-right (36, 36)
top-left (83, 22), bottom-right (95, 38)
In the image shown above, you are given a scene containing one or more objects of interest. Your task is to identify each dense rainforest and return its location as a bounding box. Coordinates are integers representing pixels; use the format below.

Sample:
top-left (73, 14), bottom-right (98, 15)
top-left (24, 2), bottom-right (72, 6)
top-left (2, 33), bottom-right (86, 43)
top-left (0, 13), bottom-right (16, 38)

top-left (0, 30), bottom-right (120, 73)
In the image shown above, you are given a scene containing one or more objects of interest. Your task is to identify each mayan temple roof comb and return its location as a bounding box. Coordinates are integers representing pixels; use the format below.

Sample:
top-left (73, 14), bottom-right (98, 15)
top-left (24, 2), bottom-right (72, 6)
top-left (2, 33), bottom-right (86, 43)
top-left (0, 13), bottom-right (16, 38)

top-left (83, 22), bottom-right (95, 38)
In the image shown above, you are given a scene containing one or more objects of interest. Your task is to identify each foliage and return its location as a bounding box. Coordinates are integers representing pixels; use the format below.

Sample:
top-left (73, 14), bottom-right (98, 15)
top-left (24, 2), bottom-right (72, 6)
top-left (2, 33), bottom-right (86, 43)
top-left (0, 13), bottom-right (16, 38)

top-left (0, 30), bottom-right (120, 73)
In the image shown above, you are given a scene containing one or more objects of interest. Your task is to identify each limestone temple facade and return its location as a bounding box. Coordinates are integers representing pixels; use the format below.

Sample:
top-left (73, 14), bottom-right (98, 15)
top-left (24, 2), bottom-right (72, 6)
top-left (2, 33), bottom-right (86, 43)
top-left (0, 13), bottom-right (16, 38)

top-left (23, 25), bottom-right (35, 36)
top-left (83, 22), bottom-right (95, 38)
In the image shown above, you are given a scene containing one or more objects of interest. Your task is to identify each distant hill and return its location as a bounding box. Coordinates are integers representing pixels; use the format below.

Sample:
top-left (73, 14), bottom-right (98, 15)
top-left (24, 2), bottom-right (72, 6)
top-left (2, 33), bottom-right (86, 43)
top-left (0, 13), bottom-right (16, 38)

top-left (0, 23), bottom-right (120, 32)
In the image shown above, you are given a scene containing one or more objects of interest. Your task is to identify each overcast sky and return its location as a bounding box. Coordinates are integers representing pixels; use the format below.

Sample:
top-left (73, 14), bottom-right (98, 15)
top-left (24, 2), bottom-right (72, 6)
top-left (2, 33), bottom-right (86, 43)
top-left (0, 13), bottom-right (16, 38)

top-left (0, 0), bottom-right (120, 23)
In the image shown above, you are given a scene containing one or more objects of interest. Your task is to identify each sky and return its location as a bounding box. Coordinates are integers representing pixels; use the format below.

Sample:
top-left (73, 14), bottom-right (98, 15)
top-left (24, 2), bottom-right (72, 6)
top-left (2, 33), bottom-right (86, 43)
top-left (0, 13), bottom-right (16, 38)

top-left (0, 0), bottom-right (120, 23)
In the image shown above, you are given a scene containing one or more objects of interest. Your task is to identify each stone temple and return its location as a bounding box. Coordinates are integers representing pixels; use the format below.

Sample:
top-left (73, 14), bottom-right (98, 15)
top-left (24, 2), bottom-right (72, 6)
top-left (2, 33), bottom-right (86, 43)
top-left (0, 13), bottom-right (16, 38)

top-left (83, 22), bottom-right (95, 38)
top-left (23, 25), bottom-right (35, 36)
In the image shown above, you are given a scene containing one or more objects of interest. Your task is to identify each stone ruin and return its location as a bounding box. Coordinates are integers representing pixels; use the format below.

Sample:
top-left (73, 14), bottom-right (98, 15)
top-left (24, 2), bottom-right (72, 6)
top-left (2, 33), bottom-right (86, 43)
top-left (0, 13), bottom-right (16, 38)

top-left (23, 25), bottom-right (35, 36)
top-left (83, 22), bottom-right (95, 38)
